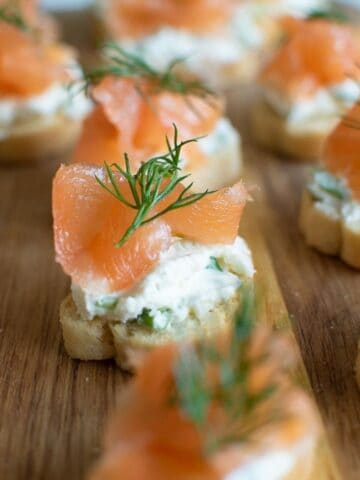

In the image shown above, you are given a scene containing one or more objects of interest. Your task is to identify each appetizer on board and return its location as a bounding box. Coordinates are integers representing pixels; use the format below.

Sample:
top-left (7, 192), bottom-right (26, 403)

top-left (89, 296), bottom-right (319, 480)
top-left (300, 104), bottom-right (360, 268)
top-left (94, 0), bottom-right (283, 88)
top-left (94, 0), bottom-right (332, 89)
top-left (0, 17), bottom-right (90, 163)
top-left (73, 45), bottom-right (242, 191)
top-left (250, 18), bottom-right (360, 160)
top-left (53, 128), bottom-right (253, 369)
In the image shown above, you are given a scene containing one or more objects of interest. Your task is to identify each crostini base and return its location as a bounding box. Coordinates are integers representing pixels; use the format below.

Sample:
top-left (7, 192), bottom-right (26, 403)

top-left (299, 190), bottom-right (360, 269)
top-left (250, 99), bottom-right (331, 161)
top-left (60, 291), bottom-right (245, 371)
top-left (0, 115), bottom-right (82, 164)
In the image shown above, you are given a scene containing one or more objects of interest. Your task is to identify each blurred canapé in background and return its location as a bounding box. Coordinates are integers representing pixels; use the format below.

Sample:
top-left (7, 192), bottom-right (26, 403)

top-left (41, 0), bottom-right (360, 10)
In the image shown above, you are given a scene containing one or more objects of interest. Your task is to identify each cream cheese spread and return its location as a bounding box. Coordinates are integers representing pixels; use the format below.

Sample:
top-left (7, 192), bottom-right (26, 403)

top-left (224, 438), bottom-right (314, 480)
top-left (72, 236), bottom-right (254, 330)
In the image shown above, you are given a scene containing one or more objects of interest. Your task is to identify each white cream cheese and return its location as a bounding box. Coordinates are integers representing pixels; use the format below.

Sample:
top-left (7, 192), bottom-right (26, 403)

top-left (120, 27), bottom-right (246, 87)
top-left (0, 61), bottom-right (91, 137)
top-left (263, 80), bottom-right (360, 134)
top-left (72, 236), bottom-right (254, 330)
top-left (224, 438), bottom-right (314, 480)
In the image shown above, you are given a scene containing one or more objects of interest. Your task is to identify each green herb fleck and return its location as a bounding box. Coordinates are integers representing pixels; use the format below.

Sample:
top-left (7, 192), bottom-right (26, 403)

top-left (314, 170), bottom-right (349, 200)
top-left (137, 308), bottom-right (154, 328)
top-left (96, 125), bottom-right (214, 247)
top-left (95, 297), bottom-right (118, 310)
top-left (206, 256), bottom-right (223, 272)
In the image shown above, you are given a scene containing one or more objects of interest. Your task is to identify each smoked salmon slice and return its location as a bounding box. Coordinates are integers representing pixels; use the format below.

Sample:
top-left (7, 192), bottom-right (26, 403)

top-left (53, 163), bottom-right (247, 293)
top-left (102, 0), bottom-right (234, 39)
top-left (323, 103), bottom-right (360, 199)
top-left (73, 76), bottom-right (223, 171)
top-left (0, 22), bottom-right (62, 97)
top-left (53, 164), bottom-right (171, 293)
top-left (164, 182), bottom-right (248, 244)
top-left (260, 20), bottom-right (360, 99)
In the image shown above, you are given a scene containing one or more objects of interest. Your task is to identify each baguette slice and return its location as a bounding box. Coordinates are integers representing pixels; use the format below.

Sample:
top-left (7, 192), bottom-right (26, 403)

top-left (250, 99), bottom-right (334, 161)
top-left (0, 115), bottom-right (82, 164)
top-left (60, 290), bottom-right (244, 371)
top-left (299, 190), bottom-right (360, 269)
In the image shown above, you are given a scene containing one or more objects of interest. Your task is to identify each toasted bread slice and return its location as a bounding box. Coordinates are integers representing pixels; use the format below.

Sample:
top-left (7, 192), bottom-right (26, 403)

top-left (0, 115), bottom-right (82, 164)
top-left (299, 190), bottom-right (360, 269)
top-left (60, 290), bottom-right (244, 371)
top-left (250, 99), bottom-right (334, 161)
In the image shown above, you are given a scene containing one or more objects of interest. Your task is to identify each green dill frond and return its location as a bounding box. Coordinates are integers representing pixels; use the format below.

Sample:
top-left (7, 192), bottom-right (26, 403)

top-left (82, 42), bottom-right (214, 99)
top-left (173, 285), bottom-right (284, 454)
top-left (307, 7), bottom-right (349, 23)
top-left (95, 124), bottom-right (214, 247)
top-left (0, 1), bottom-right (28, 31)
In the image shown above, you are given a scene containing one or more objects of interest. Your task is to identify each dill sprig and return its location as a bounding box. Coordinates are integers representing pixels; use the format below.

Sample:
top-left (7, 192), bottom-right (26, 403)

top-left (0, 1), bottom-right (28, 31)
top-left (174, 286), bottom-right (283, 454)
top-left (82, 42), bottom-right (214, 99)
top-left (307, 6), bottom-right (349, 23)
top-left (95, 124), bottom-right (213, 248)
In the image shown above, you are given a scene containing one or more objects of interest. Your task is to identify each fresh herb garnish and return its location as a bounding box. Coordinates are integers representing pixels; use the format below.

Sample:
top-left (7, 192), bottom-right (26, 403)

top-left (0, 2), bottom-right (28, 31)
top-left (314, 170), bottom-right (349, 200)
top-left (137, 308), bottom-right (154, 328)
top-left (206, 256), bottom-right (223, 272)
top-left (81, 42), bottom-right (214, 100)
top-left (307, 7), bottom-right (349, 23)
top-left (159, 306), bottom-right (172, 315)
top-left (95, 125), bottom-right (214, 247)
top-left (95, 297), bottom-right (118, 310)
top-left (174, 285), bottom-right (283, 453)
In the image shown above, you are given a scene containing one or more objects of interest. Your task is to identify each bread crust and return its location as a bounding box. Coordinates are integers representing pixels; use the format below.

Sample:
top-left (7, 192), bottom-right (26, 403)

top-left (0, 115), bottom-right (82, 164)
top-left (250, 99), bottom-right (332, 161)
top-left (299, 190), bottom-right (360, 269)
top-left (60, 291), bottom-right (244, 371)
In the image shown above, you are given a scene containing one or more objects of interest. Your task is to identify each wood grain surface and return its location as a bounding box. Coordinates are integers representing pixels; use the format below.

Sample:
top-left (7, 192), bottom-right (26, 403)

top-left (0, 10), bottom-right (359, 480)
